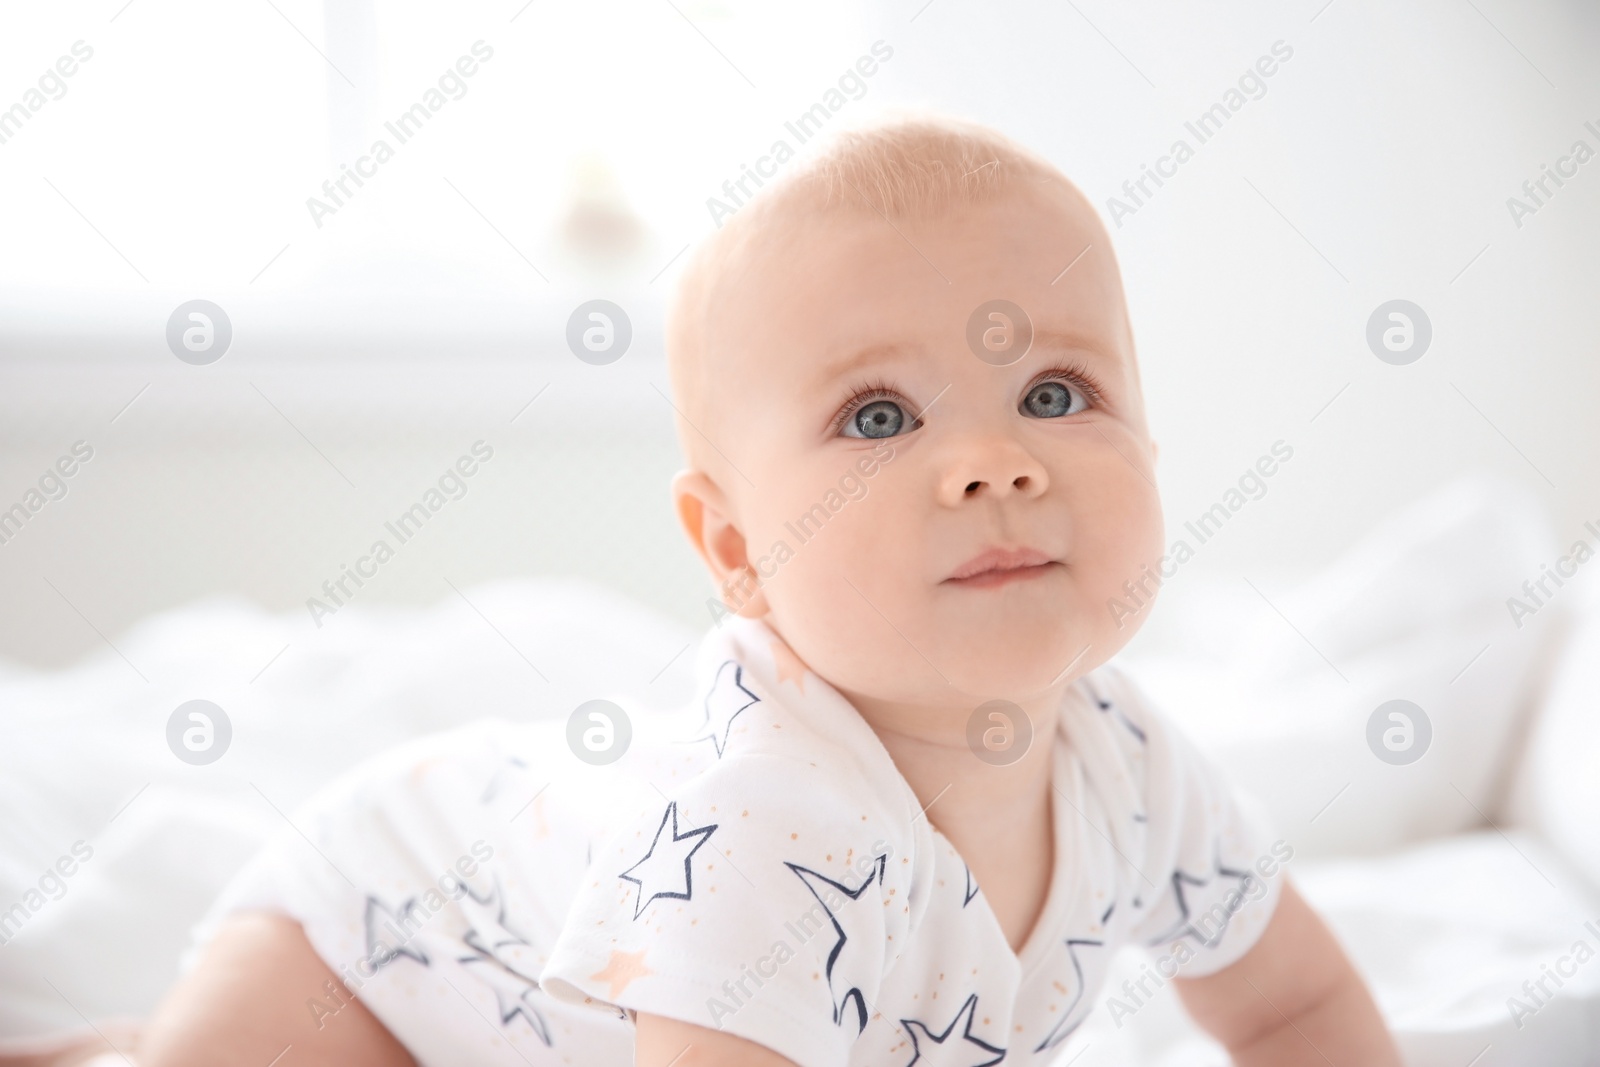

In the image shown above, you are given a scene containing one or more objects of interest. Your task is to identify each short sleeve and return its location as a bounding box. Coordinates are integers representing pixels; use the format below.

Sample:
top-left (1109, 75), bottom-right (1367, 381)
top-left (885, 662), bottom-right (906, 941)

top-left (539, 752), bottom-right (914, 1067)
top-left (1103, 667), bottom-right (1286, 978)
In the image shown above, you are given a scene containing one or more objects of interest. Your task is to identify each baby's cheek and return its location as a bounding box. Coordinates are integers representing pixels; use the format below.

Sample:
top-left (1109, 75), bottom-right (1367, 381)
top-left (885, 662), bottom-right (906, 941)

top-left (765, 578), bottom-right (880, 697)
top-left (1077, 483), bottom-right (1166, 625)
top-left (766, 505), bottom-right (875, 611)
top-left (759, 505), bottom-right (910, 684)
top-left (1105, 500), bottom-right (1164, 577)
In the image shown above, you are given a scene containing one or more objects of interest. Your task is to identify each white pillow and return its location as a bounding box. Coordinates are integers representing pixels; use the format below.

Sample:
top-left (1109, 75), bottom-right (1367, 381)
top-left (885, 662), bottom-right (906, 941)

top-left (1504, 563), bottom-right (1600, 889)
top-left (1127, 475), bottom-right (1566, 859)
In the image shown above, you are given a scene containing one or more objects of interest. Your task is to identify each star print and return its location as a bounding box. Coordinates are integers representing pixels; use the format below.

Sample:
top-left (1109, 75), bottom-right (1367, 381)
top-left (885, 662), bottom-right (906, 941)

top-left (901, 992), bottom-right (1006, 1067)
top-left (493, 986), bottom-right (553, 1047)
top-left (363, 895), bottom-right (430, 968)
top-left (619, 801), bottom-right (718, 919)
top-left (456, 875), bottom-right (540, 984)
top-left (962, 864), bottom-right (980, 908)
top-left (690, 660), bottom-right (761, 758)
top-left (478, 754), bottom-right (530, 805)
top-left (406, 755), bottom-right (451, 786)
top-left (1092, 688), bottom-right (1146, 744)
top-left (1141, 846), bottom-right (1257, 950)
top-left (590, 948), bottom-right (654, 1000)
top-left (786, 854), bottom-right (887, 1034)
top-left (770, 638), bottom-right (808, 692)
top-left (1032, 937), bottom-right (1104, 1053)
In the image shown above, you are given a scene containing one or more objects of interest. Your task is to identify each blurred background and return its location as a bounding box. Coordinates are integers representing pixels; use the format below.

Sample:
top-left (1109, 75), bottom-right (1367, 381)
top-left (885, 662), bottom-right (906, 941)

top-left (2, 0), bottom-right (1596, 667)
top-left (3, 1), bottom-right (1599, 1064)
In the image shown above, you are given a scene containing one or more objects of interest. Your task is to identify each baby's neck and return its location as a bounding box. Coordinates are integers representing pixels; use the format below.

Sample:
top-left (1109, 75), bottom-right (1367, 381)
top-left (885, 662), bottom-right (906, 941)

top-left (847, 688), bottom-right (1064, 952)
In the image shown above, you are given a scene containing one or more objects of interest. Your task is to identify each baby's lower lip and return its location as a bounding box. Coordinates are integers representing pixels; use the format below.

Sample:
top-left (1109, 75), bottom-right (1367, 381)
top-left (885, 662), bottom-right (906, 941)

top-left (945, 562), bottom-right (1059, 588)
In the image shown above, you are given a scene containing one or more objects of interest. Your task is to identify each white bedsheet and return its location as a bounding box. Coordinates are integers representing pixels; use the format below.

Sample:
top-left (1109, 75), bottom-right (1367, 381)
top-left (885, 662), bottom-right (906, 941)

top-left (1, 477), bottom-right (1596, 1066)
top-left (0, 576), bottom-right (701, 1036)
top-left (1060, 832), bottom-right (1600, 1066)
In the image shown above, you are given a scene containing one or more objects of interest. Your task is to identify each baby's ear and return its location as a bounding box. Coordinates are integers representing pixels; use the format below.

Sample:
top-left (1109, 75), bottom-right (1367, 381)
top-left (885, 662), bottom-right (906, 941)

top-left (670, 470), bottom-right (770, 619)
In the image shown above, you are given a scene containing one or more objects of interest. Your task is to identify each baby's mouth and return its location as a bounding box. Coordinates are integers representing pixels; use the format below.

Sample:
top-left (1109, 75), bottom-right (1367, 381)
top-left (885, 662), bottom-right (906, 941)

top-left (943, 546), bottom-right (1059, 588)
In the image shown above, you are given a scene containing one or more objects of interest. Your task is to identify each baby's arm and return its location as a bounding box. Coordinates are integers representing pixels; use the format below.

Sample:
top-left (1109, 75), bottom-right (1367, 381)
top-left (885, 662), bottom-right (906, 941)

top-left (1174, 879), bottom-right (1400, 1066)
top-left (635, 1013), bottom-right (798, 1067)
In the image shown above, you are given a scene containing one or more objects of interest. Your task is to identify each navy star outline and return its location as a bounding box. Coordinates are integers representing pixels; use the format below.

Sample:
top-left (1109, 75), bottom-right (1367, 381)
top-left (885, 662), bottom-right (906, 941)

top-left (1140, 847), bottom-right (1258, 951)
top-left (1081, 676), bottom-right (1147, 746)
top-left (901, 992), bottom-right (1007, 1066)
top-left (1031, 938), bottom-right (1105, 1053)
top-left (493, 986), bottom-right (554, 1047)
top-left (688, 659), bottom-right (761, 758)
top-left (478, 754), bottom-right (530, 805)
top-left (456, 873), bottom-right (541, 984)
top-left (786, 853), bottom-right (888, 1034)
top-left (363, 867), bottom-right (506, 973)
top-left (363, 895), bottom-right (432, 969)
top-left (618, 800), bottom-right (718, 919)
top-left (962, 863), bottom-right (981, 908)
top-left (1080, 678), bottom-right (1149, 819)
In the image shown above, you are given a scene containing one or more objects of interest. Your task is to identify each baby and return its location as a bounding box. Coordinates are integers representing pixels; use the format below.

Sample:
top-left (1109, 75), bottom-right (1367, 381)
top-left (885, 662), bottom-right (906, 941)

top-left (138, 116), bottom-right (1399, 1066)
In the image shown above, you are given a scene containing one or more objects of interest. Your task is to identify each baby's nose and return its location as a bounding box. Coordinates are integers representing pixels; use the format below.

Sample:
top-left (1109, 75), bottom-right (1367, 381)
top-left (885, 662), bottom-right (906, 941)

top-left (940, 438), bottom-right (1049, 505)
top-left (965, 472), bottom-right (1035, 496)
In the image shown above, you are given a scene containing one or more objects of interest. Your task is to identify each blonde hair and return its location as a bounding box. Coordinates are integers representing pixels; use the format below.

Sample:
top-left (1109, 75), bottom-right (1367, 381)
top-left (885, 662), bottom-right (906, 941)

top-left (666, 112), bottom-right (1078, 470)
top-left (774, 113), bottom-right (1062, 217)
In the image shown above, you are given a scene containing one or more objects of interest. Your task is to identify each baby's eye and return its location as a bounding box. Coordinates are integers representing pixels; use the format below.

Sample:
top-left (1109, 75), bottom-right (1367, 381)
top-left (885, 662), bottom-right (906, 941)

top-left (841, 399), bottom-right (909, 439)
top-left (1021, 379), bottom-right (1090, 419)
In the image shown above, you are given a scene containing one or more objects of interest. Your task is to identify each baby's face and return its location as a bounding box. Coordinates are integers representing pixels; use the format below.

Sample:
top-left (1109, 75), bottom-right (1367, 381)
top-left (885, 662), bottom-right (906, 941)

top-left (700, 183), bottom-right (1163, 709)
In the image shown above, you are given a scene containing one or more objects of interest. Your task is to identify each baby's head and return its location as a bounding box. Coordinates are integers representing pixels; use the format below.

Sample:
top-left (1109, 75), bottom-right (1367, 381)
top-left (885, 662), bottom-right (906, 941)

top-left (668, 114), bottom-right (1163, 714)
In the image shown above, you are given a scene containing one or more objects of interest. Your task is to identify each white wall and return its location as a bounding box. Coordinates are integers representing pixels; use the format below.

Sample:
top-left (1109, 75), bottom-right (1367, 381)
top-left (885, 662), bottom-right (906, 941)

top-left (2, 0), bottom-right (1596, 668)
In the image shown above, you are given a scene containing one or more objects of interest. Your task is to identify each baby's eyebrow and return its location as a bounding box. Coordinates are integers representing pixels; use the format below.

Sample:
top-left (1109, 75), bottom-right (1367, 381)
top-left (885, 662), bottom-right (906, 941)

top-left (816, 341), bottom-right (917, 384)
top-left (815, 327), bottom-right (1120, 385)
top-left (1026, 328), bottom-right (1116, 365)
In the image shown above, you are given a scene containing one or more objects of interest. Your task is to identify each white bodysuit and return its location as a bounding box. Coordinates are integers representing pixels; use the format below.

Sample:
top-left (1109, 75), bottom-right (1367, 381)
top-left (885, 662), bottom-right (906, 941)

top-left (191, 614), bottom-right (1282, 1066)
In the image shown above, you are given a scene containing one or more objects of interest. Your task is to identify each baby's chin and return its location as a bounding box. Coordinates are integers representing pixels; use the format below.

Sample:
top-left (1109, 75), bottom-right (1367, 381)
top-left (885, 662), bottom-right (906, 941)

top-left (772, 567), bottom-right (1148, 704)
top-left (848, 610), bottom-right (1111, 707)
top-left (933, 619), bottom-right (1107, 702)
top-left (923, 574), bottom-right (1133, 672)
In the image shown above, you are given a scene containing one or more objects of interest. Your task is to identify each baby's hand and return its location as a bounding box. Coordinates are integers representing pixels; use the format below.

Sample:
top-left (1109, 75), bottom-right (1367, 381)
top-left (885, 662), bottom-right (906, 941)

top-left (1174, 878), bottom-right (1401, 1066)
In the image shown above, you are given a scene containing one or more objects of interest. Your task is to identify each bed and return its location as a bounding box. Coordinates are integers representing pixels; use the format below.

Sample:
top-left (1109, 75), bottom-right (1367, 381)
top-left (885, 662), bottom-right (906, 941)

top-left (1, 475), bottom-right (1596, 1065)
